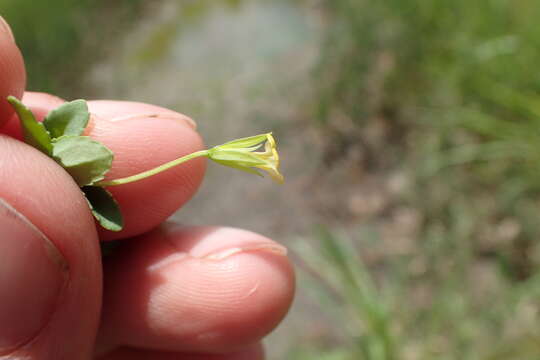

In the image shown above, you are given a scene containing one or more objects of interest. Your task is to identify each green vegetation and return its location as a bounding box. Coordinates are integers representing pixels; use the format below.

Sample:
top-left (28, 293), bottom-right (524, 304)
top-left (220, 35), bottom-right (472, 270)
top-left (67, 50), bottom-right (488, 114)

top-left (8, 95), bottom-right (283, 231)
top-left (292, 227), bottom-right (397, 360)
top-left (300, 0), bottom-right (540, 358)
top-left (1, 0), bottom-right (142, 96)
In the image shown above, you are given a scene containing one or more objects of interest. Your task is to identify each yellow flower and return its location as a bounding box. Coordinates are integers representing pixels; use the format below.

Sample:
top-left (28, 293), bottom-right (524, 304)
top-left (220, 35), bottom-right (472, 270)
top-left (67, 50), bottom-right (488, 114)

top-left (208, 133), bottom-right (284, 183)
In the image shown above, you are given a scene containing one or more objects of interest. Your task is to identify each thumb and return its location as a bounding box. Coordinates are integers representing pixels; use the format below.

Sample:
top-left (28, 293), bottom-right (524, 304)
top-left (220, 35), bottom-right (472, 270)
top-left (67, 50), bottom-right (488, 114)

top-left (0, 136), bottom-right (102, 359)
top-left (0, 15), bottom-right (26, 127)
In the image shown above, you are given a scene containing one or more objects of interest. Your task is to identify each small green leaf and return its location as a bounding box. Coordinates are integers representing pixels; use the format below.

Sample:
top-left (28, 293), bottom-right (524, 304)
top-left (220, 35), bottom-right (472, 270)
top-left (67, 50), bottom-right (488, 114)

top-left (7, 96), bottom-right (52, 155)
top-left (43, 99), bottom-right (90, 139)
top-left (52, 136), bottom-right (113, 186)
top-left (82, 186), bottom-right (123, 231)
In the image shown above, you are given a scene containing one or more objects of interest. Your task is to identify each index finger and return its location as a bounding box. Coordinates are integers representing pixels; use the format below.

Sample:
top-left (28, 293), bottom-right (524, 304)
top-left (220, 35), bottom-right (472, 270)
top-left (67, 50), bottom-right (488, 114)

top-left (0, 16), bottom-right (25, 127)
top-left (18, 93), bottom-right (206, 241)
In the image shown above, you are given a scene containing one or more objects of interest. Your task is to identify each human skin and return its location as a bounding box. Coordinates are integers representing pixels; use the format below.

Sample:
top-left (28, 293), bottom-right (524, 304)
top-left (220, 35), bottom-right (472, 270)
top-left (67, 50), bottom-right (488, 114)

top-left (0, 16), bottom-right (295, 360)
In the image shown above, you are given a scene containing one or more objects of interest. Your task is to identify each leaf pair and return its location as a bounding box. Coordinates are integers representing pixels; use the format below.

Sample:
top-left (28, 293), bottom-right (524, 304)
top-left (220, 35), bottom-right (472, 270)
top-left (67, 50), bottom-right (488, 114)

top-left (7, 96), bottom-right (124, 231)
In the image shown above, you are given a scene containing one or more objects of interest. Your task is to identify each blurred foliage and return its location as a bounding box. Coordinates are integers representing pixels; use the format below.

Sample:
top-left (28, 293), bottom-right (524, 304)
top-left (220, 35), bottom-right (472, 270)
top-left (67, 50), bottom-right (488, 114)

top-left (305, 0), bottom-right (540, 358)
top-left (293, 227), bottom-right (397, 360)
top-left (0, 0), bottom-right (143, 96)
top-left (292, 227), bottom-right (540, 360)
top-left (132, 0), bottom-right (246, 66)
top-left (316, 0), bottom-right (540, 176)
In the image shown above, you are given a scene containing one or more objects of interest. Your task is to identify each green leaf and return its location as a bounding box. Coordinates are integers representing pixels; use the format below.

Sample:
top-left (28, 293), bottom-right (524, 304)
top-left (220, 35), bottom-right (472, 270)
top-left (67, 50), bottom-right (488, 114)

top-left (52, 136), bottom-right (113, 186)
top-left (7, 96), bottom-right (53, 155)
top-left (82, 186), bottom-right (123, 231)
top-left (43, 99), bottom-right (90, 139)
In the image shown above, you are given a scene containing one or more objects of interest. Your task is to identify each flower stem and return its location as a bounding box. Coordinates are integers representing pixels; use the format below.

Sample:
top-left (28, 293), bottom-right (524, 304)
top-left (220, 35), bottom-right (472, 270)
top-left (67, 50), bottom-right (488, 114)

top-left (95, 150), bottom-right (209, 187)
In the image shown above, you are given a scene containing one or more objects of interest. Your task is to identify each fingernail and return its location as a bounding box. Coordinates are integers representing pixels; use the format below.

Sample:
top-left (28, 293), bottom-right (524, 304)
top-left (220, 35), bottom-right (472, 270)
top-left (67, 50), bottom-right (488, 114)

top-left (185, 227), bottom-right (288, 260)
top-left (0, 16), bottom-right (15, 43)
top-left (150, 242), bottom-right (288, 272)
top-left (148, 227), bottom-right (289, 273)
top-left (148, 242), bottom-right (287, 272)
top-left (0, 199), bottom-right (67, 352)
top-left (110, 112), bottom-right (197, 130)
top-left (201, 243), bottom-right (288, 260)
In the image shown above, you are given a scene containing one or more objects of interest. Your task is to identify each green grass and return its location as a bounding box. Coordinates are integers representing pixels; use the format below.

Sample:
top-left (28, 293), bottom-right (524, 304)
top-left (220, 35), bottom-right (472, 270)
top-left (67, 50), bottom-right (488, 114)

top-left (301, 0), bottom-right (540, 358)
top-left (292, 227), bottom-right (397, 360)
top-left (292, 226), bottom-right (540, 359)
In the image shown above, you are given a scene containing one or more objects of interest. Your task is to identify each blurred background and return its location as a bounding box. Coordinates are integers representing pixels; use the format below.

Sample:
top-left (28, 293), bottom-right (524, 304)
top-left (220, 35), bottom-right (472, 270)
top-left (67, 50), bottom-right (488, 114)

top-left (4, 0), bottom-right (540, 358)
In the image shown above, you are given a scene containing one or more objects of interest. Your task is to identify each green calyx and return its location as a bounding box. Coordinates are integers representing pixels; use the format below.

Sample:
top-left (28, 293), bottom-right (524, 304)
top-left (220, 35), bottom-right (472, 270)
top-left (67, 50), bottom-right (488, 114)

top-left (7, 96), bottom-right (283, 232)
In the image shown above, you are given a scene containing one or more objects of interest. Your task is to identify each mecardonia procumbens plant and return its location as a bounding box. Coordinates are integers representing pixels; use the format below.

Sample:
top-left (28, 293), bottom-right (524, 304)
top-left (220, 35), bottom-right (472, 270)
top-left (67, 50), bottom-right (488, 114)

top-left (7, 96), bottom-right (283, 232)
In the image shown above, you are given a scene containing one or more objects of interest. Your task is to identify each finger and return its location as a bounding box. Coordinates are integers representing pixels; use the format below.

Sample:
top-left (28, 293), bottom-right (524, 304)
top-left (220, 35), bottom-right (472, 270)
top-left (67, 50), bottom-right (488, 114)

top-left (14, 93), bottom-right (206, 240)
top-left (87, 100), bottom-right (204, 241)
top-left (0, 16), bottom-right (26, 128)
top-left (87, 100), bottom-right (196, 129)
top-left (98, 343), bottom-right (264, 360)
top-left (97, 225), bottom-right (295, 354)
top-left (0, 136), bottom-right (101, 359)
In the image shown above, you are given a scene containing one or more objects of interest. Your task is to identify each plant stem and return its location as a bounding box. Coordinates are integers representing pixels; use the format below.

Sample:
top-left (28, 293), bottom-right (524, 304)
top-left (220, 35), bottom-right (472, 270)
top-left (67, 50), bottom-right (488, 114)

top-left (95, 150), bottom-right (209, 186)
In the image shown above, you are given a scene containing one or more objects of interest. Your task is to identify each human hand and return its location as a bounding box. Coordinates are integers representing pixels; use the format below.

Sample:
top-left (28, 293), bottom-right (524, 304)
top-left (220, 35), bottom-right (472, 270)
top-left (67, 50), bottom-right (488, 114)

top-left (0, 16), bottom-right (295, 360)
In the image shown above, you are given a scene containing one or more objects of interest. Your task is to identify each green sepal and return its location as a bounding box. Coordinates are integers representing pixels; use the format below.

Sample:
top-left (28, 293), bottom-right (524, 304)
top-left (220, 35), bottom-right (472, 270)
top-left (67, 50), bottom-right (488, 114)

top-left (210, 158), bottom-right (263, 176)
top-left (43, 99), bottom-right (90, 139)
top-left (208, 149), bottom-right (266, 166)
top-left (52, 136), bottom-right (113, 186)
top-left (82, 186), bottom-right (123, 231)
top-left (217, 133), bottom-right (269, 149)
top-left (7, 96), bottom-right (53, 155)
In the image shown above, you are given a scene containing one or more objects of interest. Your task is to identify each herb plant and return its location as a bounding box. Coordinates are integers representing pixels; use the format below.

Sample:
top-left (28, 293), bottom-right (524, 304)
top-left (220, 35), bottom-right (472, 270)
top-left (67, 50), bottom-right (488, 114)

top-left (7, 96), bottom-right (282, 232)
